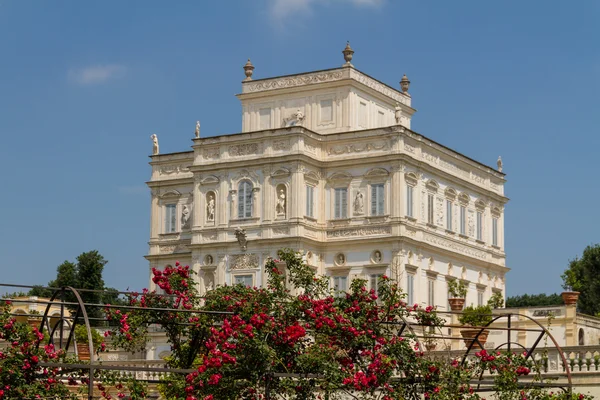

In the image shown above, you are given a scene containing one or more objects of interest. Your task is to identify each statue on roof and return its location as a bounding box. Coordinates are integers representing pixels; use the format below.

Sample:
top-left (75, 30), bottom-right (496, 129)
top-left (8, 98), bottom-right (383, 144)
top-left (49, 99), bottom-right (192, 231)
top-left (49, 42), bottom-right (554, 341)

top-left (497, 156), bottom-right (503, 172)
top-left (195, 120), bottom-right (200, 138)
top-left (283, 109), bottom-right (305, 127)
top-left (151, 134), bottom-right (159, 155)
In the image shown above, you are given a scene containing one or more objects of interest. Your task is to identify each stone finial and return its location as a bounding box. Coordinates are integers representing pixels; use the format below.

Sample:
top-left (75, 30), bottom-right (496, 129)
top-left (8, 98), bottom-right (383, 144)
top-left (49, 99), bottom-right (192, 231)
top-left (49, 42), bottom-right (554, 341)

top-left (150, 134), bottom-right (159, 155)
top-left (195, 120), bottom-right (200, 138)
top-left (400, 74), bottom-right (411, 96)
top-left (342, 41), bottom-right (354, 67)
top-left (243, 59), bottom-right (255, 81)
top-left (497, 156), bottom-right (503, 172)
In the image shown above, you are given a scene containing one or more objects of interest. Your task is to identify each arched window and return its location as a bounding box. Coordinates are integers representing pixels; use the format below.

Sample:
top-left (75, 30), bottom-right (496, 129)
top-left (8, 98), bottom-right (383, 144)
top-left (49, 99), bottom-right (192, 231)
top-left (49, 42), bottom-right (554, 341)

top-left (238, 180), bottom-right (253, 218)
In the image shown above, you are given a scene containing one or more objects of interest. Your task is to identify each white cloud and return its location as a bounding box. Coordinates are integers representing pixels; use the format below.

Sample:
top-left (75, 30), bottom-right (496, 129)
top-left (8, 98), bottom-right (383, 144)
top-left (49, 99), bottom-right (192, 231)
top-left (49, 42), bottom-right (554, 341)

top-left (68, 64), bottom-right (126, 86)
top-left (268, 0), bottom-right (383, 22)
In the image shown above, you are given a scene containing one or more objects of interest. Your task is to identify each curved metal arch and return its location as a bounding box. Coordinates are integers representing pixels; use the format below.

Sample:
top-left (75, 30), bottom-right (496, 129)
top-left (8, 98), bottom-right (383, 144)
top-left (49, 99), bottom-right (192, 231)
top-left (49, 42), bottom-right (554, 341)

top-left (459, 312), bottom-right (572, 392)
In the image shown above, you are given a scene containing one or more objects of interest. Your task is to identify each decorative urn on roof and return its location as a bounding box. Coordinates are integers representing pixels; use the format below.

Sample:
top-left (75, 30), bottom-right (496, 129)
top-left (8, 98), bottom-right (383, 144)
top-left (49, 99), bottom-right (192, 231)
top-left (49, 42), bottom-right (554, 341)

top-left (342, 42), bottom-right (354, 67)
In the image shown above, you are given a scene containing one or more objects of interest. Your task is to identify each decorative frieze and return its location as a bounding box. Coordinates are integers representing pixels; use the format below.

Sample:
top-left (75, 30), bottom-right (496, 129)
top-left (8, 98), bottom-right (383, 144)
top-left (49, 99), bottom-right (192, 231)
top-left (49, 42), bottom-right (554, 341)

top-left (159, 244), bottom-right (189, 254)
top-left (243, 70), bottom-right (344, 93)
top-left (203, 147), bottom-right (220, 160)
top-left (229, 143), bottom-right (260, 157)
top-left (272, 226), bottom-right (290, 236)
top-left (230, 253), bottom-right (259, 270)
top-left (404, 143), bottom-right (415, 154)
top-left (273, 139), bottom-right (291, 151)
top-left (350, 69), bottom-right (409, 106)
top-left (327, 141), bottom-right (389, 155)
top-left (422, 233), bottom-right (487, 260)
top-left (158, 164), bottom-right (191, 175)
top-left (326, 226), bottom-right (391, 238)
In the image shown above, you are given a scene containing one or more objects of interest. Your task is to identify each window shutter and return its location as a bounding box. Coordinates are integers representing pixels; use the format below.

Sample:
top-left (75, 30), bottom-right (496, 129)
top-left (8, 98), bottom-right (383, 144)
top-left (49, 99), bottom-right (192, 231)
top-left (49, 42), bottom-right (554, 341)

top-left (238, 185), bottom-right (245, 218)
top-left (245, 184), bottom-right (253, 218)
top-left (371, 185), bottom-right (377, 215)
top-left (377, 184), bottom-right (384, 215)
top-left (407, 186), bottom-right (413, 217)
top-left (341, 189), bottom-right (347, 218)
top-left (334, 189), bottom-right (340, 219)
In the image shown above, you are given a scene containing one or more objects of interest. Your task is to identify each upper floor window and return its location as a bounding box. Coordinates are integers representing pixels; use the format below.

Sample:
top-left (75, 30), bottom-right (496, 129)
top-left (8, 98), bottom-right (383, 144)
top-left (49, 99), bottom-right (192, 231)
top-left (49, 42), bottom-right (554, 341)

top-left (406, 185), bottom-right (414, 218)
top-left (492, 217), bottom-right (499, 246)
top-left (446, 200), bottom-right (453, 231)
top-left (476, 211), bottom-right (483, 241)
top-left (259, 108), bottom-right (271, 130)
top-left (238, 180), bottom-right (253, 219)
top-left (332, 276), bottom-right (348, 297)
top-left (477, 290), bottom-right (484, 306)
top-left (407, 274), bottom-right (415, 305)
top-left (306, 185), bottom-right (315, 218)
top-left (460, 206), bottom-right (466, 235)
top-left (165, 204), bottom-right (177, 233)
top-left (370, 274), bottom-right (383, 296)
top-left (427, 193), bottom-right (434, 224)
top-left (371, 184), bottom-right (384, 216)
top-left (234, 274), bottom-right (253, 287)
top-left (334, 188), bottom-right (348, 219)
top-left (428, 279), bottom-right (435, 306)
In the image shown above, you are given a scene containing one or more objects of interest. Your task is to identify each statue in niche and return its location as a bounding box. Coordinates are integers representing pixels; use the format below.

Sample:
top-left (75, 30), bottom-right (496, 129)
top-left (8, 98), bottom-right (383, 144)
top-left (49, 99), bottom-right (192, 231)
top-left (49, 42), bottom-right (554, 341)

top-left (150, 134), bottom-right (159, 155)
top-left (206, 194), bottom-right (215, 222)
top-left (354, 191), bottom-right (364, 215)
top-left (181, 204), bottom-right (191, 229)
top-left (283, 109), bottom-right (305, 127)
top-left (204, 273), bottom-right (214, 292)
top-left (394, 103), bottom-right (402, 125)
top-left (276, 188), bottom-right (286, 216)
top-left (195, 120), bottom-right (200, 138)
top-left (235, 227), bottom-right (247, 251)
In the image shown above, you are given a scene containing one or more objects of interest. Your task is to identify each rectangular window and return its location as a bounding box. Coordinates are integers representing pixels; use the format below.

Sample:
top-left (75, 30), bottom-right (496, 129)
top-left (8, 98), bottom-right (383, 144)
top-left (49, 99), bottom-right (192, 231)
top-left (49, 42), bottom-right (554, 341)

top-left (370, 274), bottom-right (383, 296)
top-left (428, 279), bottom-right (435, 306)
top-left (377, 111), bottom-right (385, 127)
top-left (320, 99), bottom-right (333, 122)
top-left (460, 206), bottom-right (466, 235)
top-left (476, 212), bottom-right (483, 241)
top-left (306, 185), bottom-right (315, 217)
top-left (406, 185), bottom-right (414, 218)
top-left (371, 184), bottom-right (384, 216)
top-left (165, 204), bottom-right (177, 233)
top-left (477, 291), bottom-right (484, 307)
top-left (259, 108), bottom-right (271, 130)
top-left (334, 188), bottom-right (348, 219)
top-left (446, 200), bottom-right (453, 231)
top-left (427, 193), bottom-right (434, 224)
top-left (238, 182), bottom-right (253, 219)
top-left (234, 275), bottom-right (253, 287)
top-left (492, 218), bottom-right (498, 246)
top-left (333, 276), bottom-right (347, 296)
top-left (407, 274), bottom-right (414, 305)
top-left (359, 101), bottom-right (368, 127)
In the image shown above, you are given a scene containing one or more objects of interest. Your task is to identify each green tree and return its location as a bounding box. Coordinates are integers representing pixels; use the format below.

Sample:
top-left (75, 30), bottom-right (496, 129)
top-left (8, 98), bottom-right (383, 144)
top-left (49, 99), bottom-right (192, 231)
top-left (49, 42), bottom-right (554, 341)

top-left (505, 293), bottom-right (563, 308)
top-left (562, 244), bottom-right (600, 316)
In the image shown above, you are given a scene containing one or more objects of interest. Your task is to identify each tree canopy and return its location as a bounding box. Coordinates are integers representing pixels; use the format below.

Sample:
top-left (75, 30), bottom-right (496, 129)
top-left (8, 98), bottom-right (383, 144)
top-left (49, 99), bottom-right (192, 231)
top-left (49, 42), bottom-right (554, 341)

top-left (505, 293), bottom-right (563, 308)
top-left (562, 244), bottom-right (600, 316)
top-left (28, 250), bottom-right (124, 321)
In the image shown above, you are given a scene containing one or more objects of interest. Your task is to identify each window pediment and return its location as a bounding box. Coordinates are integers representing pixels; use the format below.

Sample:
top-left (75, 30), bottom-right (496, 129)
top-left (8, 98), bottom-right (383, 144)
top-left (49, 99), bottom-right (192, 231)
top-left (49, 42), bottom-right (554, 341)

top-left (327, 172), bottom-right (352, 184)
top-left (200, 175), bottom-right (220, 185)
top-left (160, 189), bottom-right (182, 199)
top-left (458, 192), bottom-right (470, 205)
top-left (445, 187), bottom-right (457, 200)
top-left (475, 199), bottom-right (486, 211)
top-left (426, 179), bottom-right (439, 192)
top-left (405, 172), bottom-right (418, 186)
top-left (271, 167), bottom-right (291, 179)
top-left (365, 168), bottom-right (389, 179)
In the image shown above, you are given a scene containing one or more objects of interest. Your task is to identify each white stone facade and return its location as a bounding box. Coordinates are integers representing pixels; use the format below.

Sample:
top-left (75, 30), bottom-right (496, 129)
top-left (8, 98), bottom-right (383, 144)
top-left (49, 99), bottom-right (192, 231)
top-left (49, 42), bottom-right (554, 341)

top-left (146, 63), bottom-right (508, 313)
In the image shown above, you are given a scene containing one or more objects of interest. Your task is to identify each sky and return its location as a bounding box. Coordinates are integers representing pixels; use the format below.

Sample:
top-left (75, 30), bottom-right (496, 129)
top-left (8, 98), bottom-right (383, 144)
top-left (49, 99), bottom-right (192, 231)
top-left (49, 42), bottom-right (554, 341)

top-left (0, 0), bottom-right (598, 297)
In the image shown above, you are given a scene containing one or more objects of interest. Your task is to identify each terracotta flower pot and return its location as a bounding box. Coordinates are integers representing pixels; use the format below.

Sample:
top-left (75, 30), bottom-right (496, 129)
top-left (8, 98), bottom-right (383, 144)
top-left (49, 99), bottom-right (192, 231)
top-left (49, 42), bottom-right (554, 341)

top-left (461, 329), bottom-right (489, 350)
top-left (561, 291), bottom-right (580, 306)
top-left (448, 298), bottom-right (465, 311)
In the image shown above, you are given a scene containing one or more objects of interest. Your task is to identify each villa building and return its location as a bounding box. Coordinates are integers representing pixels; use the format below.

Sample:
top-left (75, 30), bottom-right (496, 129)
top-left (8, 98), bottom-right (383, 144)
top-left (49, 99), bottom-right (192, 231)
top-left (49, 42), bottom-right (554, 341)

top-left (145, 45), bottom-right (509, 321)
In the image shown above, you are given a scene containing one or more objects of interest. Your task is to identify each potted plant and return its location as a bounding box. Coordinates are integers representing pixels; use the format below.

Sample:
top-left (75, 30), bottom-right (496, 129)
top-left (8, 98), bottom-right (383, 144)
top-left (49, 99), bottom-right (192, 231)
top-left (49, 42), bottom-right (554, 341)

top-left (447, 279), bottom-right (468, 311)
top-left (561, 286), bottom-right (580, 306)
top-left (74, 324), bottom-right (103, 360)
top-left (488, 291), bottom-right (504, 309)
top-left (458, 304), bottom-right (492, 349)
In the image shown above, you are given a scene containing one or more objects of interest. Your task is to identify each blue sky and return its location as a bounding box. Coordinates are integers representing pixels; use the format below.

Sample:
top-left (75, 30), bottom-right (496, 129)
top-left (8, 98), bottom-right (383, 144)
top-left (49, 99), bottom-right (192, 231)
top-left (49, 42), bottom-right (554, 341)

top-left (0, 0), bottom-right (598, 296)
